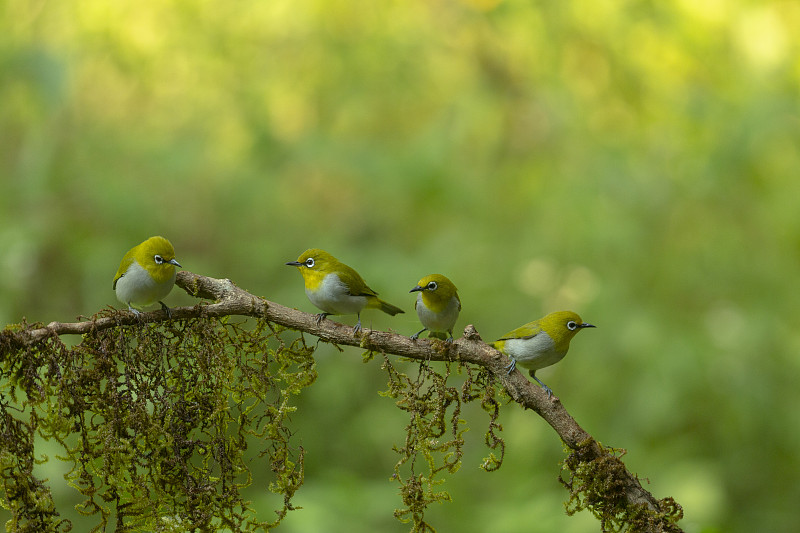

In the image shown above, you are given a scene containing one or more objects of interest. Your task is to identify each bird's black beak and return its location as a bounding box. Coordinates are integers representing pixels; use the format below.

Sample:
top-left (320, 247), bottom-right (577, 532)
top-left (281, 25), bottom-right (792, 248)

top-left (169, 259), bottom-right (182, 267)
top-left (285, 261), bottom-right (303, 267)
top-left (409, 285), bottom-right (424, 293)
top-left (580, 323), bottom-right (596, 328)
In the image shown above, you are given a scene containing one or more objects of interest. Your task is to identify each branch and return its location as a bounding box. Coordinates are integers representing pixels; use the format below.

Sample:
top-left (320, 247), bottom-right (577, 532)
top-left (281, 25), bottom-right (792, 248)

top-left (4, 271), bottom-right (679, 528)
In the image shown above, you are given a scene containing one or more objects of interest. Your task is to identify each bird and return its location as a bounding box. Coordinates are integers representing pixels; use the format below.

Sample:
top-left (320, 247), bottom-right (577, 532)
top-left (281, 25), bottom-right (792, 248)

top-left (492, 311), bottom-right (595, 397)
top-left (113, 236), bottom-right (182, 316)
top-left (285, 248), bottom-right (404, 333)
top-left (409, 274), bottom-right (461, 342)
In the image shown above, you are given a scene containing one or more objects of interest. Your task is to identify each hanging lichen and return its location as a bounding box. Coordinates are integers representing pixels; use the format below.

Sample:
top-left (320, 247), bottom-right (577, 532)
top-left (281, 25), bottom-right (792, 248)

top-left (379, 354), bottom-right (504, 532)
top-left (1, 317), bottom-right (315, 532)
top-left (1, 316), bottom-right (508, 533)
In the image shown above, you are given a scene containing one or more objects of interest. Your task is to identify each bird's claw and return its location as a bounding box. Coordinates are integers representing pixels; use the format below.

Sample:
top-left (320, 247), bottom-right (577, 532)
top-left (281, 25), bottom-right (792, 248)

top-left (353, 315), bottom-right (363, 335)
top-left (505, 359), bottom-right (517, 374)
top-left (531, 373), bottom-right (554, 398)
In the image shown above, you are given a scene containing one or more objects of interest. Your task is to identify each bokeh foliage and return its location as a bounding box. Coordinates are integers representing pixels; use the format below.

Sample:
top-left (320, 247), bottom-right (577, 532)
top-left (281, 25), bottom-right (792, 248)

top-left (2, 0), bottom-right (800, 531)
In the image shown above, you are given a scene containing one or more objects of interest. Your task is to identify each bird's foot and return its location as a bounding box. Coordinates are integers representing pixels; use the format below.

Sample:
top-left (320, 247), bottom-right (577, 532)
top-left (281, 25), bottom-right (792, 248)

top-left (505, 359), bottom-right (517, 374)
top-left (126, 305), bottom-right (143, 322)
top-left (159, 301), bottom-right (173, 319)
top-left (531, 373), bottom-right (554, 398)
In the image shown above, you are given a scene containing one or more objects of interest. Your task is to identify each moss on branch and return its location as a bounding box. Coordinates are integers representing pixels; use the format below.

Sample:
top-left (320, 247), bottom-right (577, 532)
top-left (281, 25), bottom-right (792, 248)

top-left (0, 272), bottom-right (683, 532)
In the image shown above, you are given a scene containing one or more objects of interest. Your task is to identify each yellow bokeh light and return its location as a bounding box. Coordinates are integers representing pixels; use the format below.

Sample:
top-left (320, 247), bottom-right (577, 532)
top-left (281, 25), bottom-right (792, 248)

top-left (734, 6), bottom-right (789, 70)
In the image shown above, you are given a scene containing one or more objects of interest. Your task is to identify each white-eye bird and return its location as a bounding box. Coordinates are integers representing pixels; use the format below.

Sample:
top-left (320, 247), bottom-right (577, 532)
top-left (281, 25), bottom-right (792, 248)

top-left (285, 248), bottom-right (404, 333)
top-left (493, 311), bottom-right (595, 397)
top-left (409, 274), bottom-right (461, 342)
top-left (113, 236), bottom-right (181, 316)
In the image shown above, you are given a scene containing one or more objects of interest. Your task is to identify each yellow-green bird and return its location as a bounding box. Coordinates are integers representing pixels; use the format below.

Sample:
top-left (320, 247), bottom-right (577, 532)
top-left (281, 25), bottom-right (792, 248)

top-left (286, 248), bottom-right (404, 333)
top-left (493, 311), bottom-right (595, 397)
top-left (113, 236), bottom-right (182, 316)
top-left (409, 274), bottom-right (461, 342)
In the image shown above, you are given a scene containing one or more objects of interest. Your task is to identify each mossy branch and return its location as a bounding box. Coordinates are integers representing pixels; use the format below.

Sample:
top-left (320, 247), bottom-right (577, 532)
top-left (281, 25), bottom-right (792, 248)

top-left (3, 271), bottom-right (683, 532)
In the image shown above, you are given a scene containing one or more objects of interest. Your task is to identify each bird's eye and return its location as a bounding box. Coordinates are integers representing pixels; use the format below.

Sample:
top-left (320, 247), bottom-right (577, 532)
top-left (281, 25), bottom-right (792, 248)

top-left (427, 281), bottom-right (438, 291)
top-left (566, 321), bottom-right (578, 331)
top-left (304, 258), bottom-right (315, 268)
top-left (154, 254), bottom-right (164, 264)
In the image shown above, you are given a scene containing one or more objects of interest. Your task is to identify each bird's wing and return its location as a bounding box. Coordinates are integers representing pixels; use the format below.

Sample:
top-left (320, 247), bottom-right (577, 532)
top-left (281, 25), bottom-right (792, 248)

top-left (496, 321), bottom-right (543, 341)
top-left (112, 252), bottom-right (135, 289)
top-left (340, 264), bottom-right (380, 297)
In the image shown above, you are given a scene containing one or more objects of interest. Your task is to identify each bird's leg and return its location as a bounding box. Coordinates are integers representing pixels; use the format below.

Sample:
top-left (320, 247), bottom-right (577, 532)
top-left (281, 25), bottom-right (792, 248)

top-left (446, 329), bottom-right (454, 343)
top-left (410, 327), bottom-right (427, 340)
top-left (127, 304), bottom-right (142, 317)
top-left (353, 314), bottom-right (362, 334)
top-left (159, 301), bottom-right (173, 319)
top-left (530, 371), bottom-right (554, 398)
top-left (314, 312), bottom-right (330, 325)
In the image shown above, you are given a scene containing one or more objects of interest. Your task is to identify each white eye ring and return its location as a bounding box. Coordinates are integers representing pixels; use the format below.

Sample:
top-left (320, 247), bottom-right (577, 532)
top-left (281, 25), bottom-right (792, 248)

top-left (304, 258), bottom-right (315, 268)
top-left (154, 254), bottom-right (164, 264)
top-left (566, 321), bottom-right (578, 331)
top-left (427, 281), bottom-right (438, 291)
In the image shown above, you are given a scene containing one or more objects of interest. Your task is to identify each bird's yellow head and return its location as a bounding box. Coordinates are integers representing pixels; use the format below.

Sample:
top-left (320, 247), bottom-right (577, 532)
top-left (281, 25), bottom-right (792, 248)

top-left (540, 311), bottom-right (595, 349)
top-left (137, 236), bottom-right (181, 283)
top-left (410, 274), bottom-right (459, 311)
top-left (285, 248), bottom-right (338, 287)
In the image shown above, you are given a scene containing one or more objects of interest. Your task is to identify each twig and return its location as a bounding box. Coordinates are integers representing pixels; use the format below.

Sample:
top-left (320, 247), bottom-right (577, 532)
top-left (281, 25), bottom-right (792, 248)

top-left (4, 270), bottom-right (672, 522)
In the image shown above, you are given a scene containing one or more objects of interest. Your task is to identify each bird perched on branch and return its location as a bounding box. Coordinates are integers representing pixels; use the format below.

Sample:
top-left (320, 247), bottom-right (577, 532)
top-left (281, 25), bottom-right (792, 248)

top-left (409, 274), bottom-right (461, 342)
top-left (493, 311), bottom-right (595, 397)
top-left (286, 248), bottom-right (404, 333)
top-left (113, 236), bottom-right (181, 316)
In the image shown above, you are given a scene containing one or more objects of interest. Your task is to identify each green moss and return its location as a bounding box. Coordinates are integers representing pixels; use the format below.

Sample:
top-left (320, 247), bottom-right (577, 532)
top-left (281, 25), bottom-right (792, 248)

top-left (379, 357), bottom-right (503, 532)
top-left (561, 440), bottom-right (684, 532)
top-left (2, 315), bottom-right (681, 532)
top-left (0, 317), bottom-right (316, 532)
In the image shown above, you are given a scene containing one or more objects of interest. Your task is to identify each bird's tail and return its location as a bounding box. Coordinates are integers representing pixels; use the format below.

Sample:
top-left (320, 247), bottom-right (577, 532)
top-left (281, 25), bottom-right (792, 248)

top-left (369, 297), bottom-right (404, 316)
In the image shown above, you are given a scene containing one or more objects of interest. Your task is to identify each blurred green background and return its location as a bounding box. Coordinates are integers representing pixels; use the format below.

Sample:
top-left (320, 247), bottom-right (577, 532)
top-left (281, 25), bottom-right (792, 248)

top-left (2, 0), bottom-right (800, 531)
